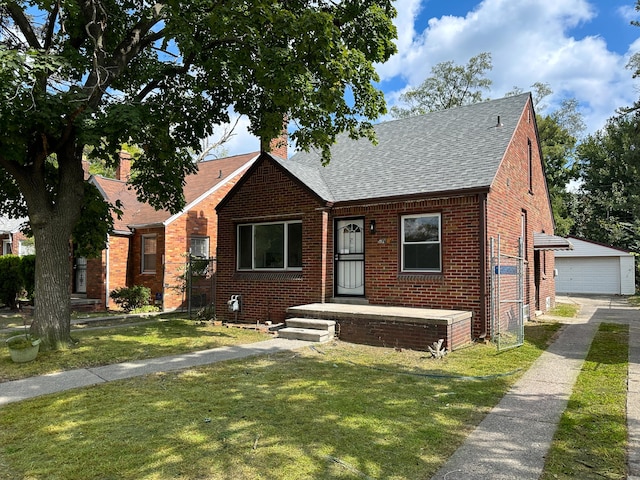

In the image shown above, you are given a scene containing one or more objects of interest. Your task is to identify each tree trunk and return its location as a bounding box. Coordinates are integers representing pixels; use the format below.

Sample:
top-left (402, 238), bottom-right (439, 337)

top-left (30, 218), bottom-right (75, 350)
top-left (17, 141), bottom-right (86, 350)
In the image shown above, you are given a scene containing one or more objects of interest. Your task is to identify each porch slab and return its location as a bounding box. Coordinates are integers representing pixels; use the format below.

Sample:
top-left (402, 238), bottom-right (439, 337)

top-left (286, 303), bottom-right (473, 352)
top-left (287, 303), bottom-right (472, 325)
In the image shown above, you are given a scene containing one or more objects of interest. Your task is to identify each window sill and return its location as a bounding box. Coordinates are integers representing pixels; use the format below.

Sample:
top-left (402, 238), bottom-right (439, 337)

top-left (398, 273), bottom-right (444, 282)
top-left (234, 271), bottom-right (303, 281)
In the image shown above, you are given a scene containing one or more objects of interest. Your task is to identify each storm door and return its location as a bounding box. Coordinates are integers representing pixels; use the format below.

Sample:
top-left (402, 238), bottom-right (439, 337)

top-left (74, 257), bottom-right (87, 294)
top-left (335, 218), bottom-right (365, 296)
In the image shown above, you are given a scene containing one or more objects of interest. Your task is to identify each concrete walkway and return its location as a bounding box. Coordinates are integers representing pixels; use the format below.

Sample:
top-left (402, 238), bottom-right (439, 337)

top-left (431, 295), bottom-right (640, 480)
top-left (1, 296), bottom-right (639, 478)
top-left (0, 338), bottom-right (309, 405)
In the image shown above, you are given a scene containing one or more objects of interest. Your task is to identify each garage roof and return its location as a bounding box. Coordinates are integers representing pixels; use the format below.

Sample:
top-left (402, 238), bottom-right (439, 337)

top-left (555, 237), bottom-right (632, 257)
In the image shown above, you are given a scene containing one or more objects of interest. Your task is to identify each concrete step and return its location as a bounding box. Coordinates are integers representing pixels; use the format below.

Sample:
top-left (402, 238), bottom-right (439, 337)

top-left (277, 327), bottom-right (331, 343)
top-left (285, 318), bottom-right (335, 334)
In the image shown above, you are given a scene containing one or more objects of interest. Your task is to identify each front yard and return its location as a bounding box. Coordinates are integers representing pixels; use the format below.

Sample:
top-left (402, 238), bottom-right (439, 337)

top-left (0, 320), bottom-right (560, 479)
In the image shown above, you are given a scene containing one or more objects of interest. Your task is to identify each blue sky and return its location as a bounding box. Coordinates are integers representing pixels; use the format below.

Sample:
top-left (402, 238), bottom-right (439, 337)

top-left (223, 0), bottom-right (640, 156)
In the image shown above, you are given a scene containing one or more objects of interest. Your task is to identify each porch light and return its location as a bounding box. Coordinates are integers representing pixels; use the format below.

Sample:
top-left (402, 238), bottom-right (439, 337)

top-left (369, 219), bottom-right (376, 234)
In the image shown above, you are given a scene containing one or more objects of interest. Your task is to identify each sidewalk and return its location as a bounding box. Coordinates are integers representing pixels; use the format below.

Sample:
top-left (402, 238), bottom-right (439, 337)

top-left (431, 295), bottom-right (640, 479)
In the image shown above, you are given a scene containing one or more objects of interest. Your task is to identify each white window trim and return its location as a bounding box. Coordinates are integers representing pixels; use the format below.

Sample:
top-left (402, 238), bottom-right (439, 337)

top-left (237, 220), bottom-right (302, 271)
top-left (401, 213), bottom-right (442, 273)
top-left (2, 239), bottom-right (11, 255)
top-left (141, 235), bottom-right (157, 274)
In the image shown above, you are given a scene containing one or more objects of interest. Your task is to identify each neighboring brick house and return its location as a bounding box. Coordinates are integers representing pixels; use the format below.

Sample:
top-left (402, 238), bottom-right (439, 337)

top-left (82, 151), bottom-right (260, 310)
top-left (215, 93), bottom-right (570, 346)
top-left (0, 216), bottom-right (32, 256)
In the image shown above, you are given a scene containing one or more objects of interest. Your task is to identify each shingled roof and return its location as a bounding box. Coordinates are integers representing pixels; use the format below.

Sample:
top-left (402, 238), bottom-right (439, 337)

top-left (92, 152), bottom-right (258, 233)
top-left (276, 93), bottom-right (532, 204)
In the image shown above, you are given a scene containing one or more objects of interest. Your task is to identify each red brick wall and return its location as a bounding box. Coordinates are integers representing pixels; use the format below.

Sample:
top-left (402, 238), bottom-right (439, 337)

top-left (486, 98), bottom-right (556, 328)
top-left (216, 157), bottom-right (329, 323)
top-left (85, 235), bottom-right (131, 308)
top-left (128, 227), bottom-right (165, 306)
top-left (162, 172), bottom-right (247, 310)
top-left (216, 157), bottom-right (483, 334)
top-left (332, 195), bottom-right (484, 334)
top-left (337, 316), bottom-right (471, 351)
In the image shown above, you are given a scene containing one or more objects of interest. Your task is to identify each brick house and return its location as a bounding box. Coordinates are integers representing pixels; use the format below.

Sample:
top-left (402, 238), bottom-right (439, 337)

top-left (0, 216), bottom-right (32, 256)
top-left (215, 93), bottom-right (570, 349)
top-left (81, 150), bottom-right (262, 310)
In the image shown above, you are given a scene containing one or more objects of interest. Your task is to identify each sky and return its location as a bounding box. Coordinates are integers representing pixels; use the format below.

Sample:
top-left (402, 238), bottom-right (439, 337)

top-left (220, 0), bottom-right (640, 157)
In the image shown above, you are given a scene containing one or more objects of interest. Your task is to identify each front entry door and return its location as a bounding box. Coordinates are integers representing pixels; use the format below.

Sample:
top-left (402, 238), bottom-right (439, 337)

top-left (75, 257), bottom-right (87, 294)
top-left (335, 218), bottom-right (365, 296)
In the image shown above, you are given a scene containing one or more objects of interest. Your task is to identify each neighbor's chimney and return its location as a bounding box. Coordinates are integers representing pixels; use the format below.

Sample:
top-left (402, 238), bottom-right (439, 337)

top-left (81, 159), bottom-right (91, 180)
top-left (116, 151), bottom-right (132, 181)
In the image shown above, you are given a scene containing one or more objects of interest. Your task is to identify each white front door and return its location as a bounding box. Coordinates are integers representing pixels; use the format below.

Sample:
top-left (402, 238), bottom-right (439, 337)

top-left (335, 218), bottom-right (365, 296)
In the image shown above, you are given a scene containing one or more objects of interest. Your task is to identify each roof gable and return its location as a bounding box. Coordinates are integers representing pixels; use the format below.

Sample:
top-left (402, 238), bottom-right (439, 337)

top-left (217, 152), bottom-right (331, 213)
top-left (286, 93), bottom-right (531, 203)
top-left (93, 152), bottom-right (258, 230)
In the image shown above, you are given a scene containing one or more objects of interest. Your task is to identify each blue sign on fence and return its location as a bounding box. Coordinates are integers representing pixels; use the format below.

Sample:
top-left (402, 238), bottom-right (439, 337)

top-left (494, 265), bottom-right (518, 275)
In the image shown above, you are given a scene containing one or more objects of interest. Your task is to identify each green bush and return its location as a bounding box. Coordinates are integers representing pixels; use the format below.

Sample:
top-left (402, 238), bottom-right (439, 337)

top-left (18, 254), bottom-right (36, 299)
top-left (109, 285), bottom-right (152, 313)
top-left (0, 255), bottom-right (23, 309)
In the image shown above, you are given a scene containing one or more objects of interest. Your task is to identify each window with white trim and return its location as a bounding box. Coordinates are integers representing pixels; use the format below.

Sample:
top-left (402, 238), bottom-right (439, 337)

top-left (2, 239), bottom-right (11, 255)
top-left (190, 236), bottom-right (210, 258)
top-left (401, 213), bottom-right (441, 272)
top-left (18, 239), bottom-right (35, 256)
top-left (141, 235), bottom-right (157, 273)
top-left (238, 221), bottom-right (302, 270)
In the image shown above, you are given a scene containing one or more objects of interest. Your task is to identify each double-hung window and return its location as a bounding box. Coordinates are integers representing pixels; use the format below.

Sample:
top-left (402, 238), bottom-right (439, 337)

top-left (141, 235), bottom-right (157, 273)
top-left (401, 213), bottom-right (441, 272)
top-left (238, 221), bottom-right (302, 270)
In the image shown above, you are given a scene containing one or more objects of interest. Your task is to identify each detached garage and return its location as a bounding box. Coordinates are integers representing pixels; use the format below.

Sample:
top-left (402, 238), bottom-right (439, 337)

top-left (555, 237), bottom-right (636, 295)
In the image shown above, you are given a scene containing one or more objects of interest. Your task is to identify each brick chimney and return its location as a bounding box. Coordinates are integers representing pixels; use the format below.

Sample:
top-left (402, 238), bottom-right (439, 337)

top-left (81, 159), bottom-right (91, 180)
top-left (116, 151), bottom-right (132, 181)
top-left (260, 118), bottom-right (288, 159)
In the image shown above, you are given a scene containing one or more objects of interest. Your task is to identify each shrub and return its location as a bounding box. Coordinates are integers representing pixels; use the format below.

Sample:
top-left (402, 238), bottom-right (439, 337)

top-left (0, 255), bottom-right (23, 309)
top-left (109, 285), bottom-right (152, 313)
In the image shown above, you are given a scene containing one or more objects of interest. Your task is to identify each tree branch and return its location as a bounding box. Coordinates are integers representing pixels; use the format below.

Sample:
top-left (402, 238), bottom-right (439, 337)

top-left (43, 2), bottom-right (59, 50)
top-left (5, 1), bottom-right (42, 49)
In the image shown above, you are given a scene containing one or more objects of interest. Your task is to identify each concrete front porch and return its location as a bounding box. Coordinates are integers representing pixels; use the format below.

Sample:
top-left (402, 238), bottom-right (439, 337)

top-left (283, 303), bottom-right (473, 352)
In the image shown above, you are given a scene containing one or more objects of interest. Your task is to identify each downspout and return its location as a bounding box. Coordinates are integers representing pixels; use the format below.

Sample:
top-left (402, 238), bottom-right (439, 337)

top-left (479, 193), bottom-right (488, 340)
top-left (105, 234), bottom-right (110, 309)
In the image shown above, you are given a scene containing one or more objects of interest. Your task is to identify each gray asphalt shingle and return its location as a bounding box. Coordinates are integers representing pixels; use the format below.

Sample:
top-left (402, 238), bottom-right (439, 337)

top-left (278, 93), bottom-right (530, 203)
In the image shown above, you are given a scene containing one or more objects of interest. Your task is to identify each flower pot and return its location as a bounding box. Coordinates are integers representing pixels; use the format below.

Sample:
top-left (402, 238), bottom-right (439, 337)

top-left (6, 335), bottom-right (41, 363)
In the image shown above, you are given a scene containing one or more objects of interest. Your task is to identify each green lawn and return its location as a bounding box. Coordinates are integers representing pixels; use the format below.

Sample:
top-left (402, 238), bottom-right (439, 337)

top-left (0, 321), bottom-right (561, 480)
top-left (1, 319), bottom-right (270, 382)
top-left (541, 323), bottom-right (629, 479)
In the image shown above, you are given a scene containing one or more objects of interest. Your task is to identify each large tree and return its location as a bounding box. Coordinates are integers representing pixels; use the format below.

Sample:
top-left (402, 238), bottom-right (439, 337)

top-left (390, 52), bottom-right (492, 118)
top-left (536, 98), bottom-right (584, 236)
top-left (0, 0), bottom-right (397, 349)
top-left (573, 111), bottom-right (640, 252)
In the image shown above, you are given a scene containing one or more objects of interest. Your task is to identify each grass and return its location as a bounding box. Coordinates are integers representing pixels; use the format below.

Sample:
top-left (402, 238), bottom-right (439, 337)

top-left (541, 323), bottom-right (629, 480)
top-left (0, 321), bottom-right (561, 480)
top-left (628, 295), bottom-right (640, 307)
top-left (547, 302), bottom-right (580, 318)
top-left (0, 319), bottom-right (270, 383)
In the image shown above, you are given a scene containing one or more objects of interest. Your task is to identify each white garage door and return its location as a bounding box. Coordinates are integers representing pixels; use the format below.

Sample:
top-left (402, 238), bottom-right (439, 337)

top-left (556, 257), bottom-right (620, 294)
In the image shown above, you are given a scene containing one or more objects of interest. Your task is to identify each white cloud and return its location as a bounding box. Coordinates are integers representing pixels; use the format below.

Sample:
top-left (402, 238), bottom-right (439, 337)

top-left (380, 0), bottom-right (640, 136)
top-left (210, 115), bottom-right (260, 158)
